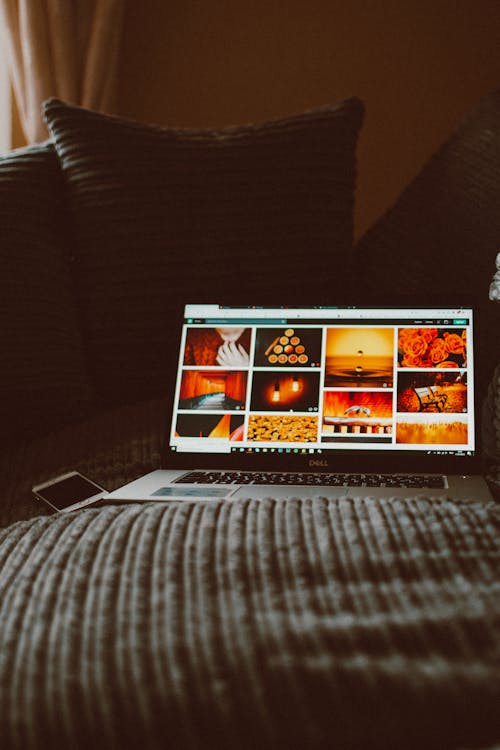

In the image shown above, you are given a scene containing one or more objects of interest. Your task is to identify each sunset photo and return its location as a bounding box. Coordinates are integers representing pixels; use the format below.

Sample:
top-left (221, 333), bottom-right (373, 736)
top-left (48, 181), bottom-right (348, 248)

top-left (325, 327), bottom-right (394, 387)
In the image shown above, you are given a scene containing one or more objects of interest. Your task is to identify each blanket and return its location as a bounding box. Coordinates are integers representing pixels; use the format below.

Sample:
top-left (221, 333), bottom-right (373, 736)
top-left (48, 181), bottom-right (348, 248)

top-left (0, 496), bottom-right (499, 749)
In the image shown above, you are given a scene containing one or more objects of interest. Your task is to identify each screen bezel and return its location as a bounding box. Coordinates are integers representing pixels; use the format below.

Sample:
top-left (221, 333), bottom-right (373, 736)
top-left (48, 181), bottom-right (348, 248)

top-left (162, 300), bottom-right (482, 477)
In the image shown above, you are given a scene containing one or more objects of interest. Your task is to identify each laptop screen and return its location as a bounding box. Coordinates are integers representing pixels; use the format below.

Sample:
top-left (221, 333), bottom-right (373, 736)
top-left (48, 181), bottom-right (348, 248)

top-left (167, 304), bottom-right (476, 468)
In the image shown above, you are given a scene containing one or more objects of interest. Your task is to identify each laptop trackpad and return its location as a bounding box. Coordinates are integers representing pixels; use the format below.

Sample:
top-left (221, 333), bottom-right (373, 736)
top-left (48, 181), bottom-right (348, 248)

top-left (151, 486), bottom-right (234, 499)
top-left (231, 485), bottom-right (349, 499)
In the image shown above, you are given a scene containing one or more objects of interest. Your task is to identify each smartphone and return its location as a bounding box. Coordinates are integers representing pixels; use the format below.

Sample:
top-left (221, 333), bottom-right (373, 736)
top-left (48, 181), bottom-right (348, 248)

top-left (33, 471), bottom-right (108, 513)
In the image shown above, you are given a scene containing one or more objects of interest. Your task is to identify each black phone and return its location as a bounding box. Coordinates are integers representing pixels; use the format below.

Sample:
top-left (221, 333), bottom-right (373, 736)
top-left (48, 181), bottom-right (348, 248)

top-left (32, 471), bottom-right (107, 513)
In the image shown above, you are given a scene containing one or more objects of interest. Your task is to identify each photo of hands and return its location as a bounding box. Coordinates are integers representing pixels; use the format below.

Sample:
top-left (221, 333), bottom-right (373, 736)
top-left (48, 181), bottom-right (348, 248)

top-left (183, 327), bottom-right (252, 367)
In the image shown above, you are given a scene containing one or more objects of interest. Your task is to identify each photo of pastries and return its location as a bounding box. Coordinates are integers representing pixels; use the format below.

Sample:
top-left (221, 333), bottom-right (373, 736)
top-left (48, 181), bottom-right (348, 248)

top-left (247, 415), bottom-right (318, 442)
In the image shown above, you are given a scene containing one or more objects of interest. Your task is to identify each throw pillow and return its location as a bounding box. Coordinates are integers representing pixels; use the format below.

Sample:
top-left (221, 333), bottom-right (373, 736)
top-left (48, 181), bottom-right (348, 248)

top-left (0, 142), bottom-right (94, 444)
top-left (44, 97), bottom-right (364, 407)
top-left (484, 258), bottom-right (500, 492)
top-left (482, 362), bottom-right (500, 498)
top-left (354, 88), bottom-right (500, 400)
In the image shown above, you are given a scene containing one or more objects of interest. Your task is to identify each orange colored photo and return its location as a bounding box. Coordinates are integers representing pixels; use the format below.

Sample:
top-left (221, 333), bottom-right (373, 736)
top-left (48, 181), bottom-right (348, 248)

top-left (396, 415), bottom-right (468, 444)
top-left (325, 328), bottom-right (394, 388)
top-left (398, 327), bottom-right (467, 368)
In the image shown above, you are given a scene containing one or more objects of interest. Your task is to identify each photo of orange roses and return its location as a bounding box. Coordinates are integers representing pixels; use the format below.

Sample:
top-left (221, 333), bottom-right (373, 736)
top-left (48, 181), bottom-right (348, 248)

top-left (398, 328), bottom-right (467, 369)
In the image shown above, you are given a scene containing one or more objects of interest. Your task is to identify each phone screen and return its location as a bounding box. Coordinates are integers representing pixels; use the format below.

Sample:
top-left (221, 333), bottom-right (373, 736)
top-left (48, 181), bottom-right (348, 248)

top-left (34, 473), bottom-right (104, 510)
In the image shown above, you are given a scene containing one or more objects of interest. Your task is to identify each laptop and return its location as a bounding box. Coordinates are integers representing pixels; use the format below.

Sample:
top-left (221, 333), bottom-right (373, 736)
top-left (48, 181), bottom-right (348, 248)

top-left (106, 303), bottom-right (493, 503)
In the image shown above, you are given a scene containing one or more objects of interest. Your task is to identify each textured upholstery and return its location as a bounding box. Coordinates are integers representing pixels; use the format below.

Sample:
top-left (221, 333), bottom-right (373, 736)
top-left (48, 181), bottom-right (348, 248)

top-left (0, 142), bottom-right (93, 444)
top-left (0, 398), bottom-right (165, 529)
top-left (1, 94), bottom-right (500, 750)
top-left (43, 97), bottom-right (364, 407)
top-left (483, 363), bottom-right (500, 488)
top-left (355, 89), bottom-right (500, 398)
top-left (0, 496), bottom-right (499, 750)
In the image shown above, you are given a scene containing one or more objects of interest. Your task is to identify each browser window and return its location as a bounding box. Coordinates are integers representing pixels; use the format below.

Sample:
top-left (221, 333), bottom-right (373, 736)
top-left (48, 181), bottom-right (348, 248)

top-left (169, 305), bottom-right (474, 457)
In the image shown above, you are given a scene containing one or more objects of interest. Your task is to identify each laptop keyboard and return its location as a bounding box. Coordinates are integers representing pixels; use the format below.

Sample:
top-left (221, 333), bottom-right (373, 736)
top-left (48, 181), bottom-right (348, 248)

top-left (174, 470), bottom-right (446, 489)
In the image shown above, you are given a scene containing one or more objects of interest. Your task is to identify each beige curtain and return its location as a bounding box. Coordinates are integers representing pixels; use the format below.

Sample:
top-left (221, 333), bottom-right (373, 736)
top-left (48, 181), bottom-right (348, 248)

top-left (0, 0), bottom-right (124, 143)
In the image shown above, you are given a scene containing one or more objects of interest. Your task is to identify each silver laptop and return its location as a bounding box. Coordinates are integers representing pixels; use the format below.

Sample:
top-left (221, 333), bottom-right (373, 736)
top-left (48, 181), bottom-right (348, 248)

top-left (107, 303), bottom-right (493, 503)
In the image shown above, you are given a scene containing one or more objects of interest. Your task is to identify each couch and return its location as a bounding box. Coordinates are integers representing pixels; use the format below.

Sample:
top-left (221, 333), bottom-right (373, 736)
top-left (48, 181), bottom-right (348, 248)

top-left (0, 93), bottom-right (499, 749)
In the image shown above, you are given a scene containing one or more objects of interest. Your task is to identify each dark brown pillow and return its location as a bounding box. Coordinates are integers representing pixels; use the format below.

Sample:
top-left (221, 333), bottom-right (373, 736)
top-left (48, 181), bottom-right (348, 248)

top-left (354, 89), bottom-right (500, 398)
top-left (0, 142), bottom-right (94, 444)
top-left (44, 98), bottom-right (364, 407)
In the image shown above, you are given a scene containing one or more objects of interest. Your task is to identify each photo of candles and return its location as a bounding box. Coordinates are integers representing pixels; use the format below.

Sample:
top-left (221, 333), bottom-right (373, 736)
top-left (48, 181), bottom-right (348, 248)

top-left (250, 371), bottom-right (320, 412)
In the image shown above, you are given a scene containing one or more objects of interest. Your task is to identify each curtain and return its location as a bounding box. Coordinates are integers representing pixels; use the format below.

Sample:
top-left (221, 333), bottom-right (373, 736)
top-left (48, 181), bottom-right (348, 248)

top-left (0, 0), bottom-right (124, 144)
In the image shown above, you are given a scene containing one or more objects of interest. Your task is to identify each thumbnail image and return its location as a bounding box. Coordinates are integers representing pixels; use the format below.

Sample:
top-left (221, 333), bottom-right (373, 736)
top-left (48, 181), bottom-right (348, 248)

top-left (397, 371), bottom-right (467, 413)
top-left (178, 370), bottom-right (247, 410)
top-left (183, 327), bottom-right (252, 367)
top-left (247, 415), bottom-right (319, 442)
top-left (250, 371), bottom-right (320, 412)
top-left (398, 327), bottom-right (467, 368)
top-left (322, 390), bottom-right (393, 436)
top-left (254, 327), bottom-right (322, 367)
top-left (175, 414), bottom-right (244, 440)
top-left (396, 414), bottom-right (468, 444)
top-left (325, 328), bottom-right (394, 388)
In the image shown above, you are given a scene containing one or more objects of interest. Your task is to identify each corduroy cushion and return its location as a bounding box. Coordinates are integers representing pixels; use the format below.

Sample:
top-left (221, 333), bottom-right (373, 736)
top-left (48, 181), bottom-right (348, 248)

top-left (0, 397), bottom-right (165, 529)
top-left (0, 143), bottom-right (93, 445)
top-left (44, 97), bottom-right (364, 407)
top-left (0, 496), bottom-right (499, 749)
top-left (354, 89), bottom-right (500, 399)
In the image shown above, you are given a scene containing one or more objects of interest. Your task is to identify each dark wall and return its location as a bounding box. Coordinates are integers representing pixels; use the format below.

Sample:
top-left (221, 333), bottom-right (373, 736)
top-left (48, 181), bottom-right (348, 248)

top-left (10, 2), bottom-right (496, 240)
top-left (117, 1), bottom-right (500, 238)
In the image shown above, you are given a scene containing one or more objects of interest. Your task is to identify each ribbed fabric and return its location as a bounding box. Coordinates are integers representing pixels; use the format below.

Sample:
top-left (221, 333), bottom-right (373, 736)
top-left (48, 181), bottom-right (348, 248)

top-left (0, 397), bottom-right (166, 529)
top-left (354, 89), bottom-right (500, 400)
top-left (483, 364), bottom-right (500, 495)
top-left (43, 98), bottom-right (364, 408)
top-left (0, 496), bottom-right (498, 750)
top-left (0, 142), bottom-right (94, 444)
